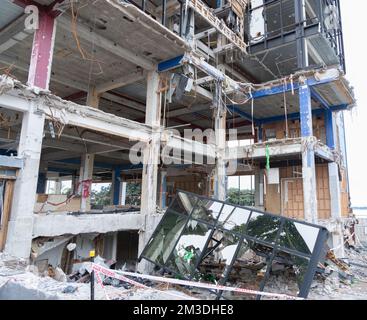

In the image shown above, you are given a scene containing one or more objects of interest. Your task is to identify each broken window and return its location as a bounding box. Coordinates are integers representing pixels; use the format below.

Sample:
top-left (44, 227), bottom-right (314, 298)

top-left (140, 191), bottom-right (329, 299)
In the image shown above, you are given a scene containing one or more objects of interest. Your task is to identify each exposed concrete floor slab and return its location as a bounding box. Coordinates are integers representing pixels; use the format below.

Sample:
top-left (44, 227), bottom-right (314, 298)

top-left (32, 212), bottom-right (142, 238)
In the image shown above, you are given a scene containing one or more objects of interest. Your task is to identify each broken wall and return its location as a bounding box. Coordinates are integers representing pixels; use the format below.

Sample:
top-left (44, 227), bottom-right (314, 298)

top-left (264, 164), bottom-right (332, 219)
top-left (263, 116), bottom-right (326, 143)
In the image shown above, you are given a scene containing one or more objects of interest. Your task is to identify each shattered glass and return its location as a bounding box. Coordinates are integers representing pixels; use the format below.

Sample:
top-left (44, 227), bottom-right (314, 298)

top-left (193, 230), bottom-right (242, 283)
top-left (140, 191), bottom-right (329, 299)
top-left (170, 192), bottom-right (198, 216)
top-left (167, 220), bottom-right (212, 277)
top-left (192, 198), bottom-right (222, 225)
top-left (217, 207), bottom-right (251, 232)
top-left (142, 213), bottom-right (187, 266)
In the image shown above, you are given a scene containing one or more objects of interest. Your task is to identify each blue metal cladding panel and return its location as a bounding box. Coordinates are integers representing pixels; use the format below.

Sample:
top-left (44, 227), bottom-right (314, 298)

top-left (299, 84), bottom-right (313, 137)
top-left (158, 55), bottom-right (184, 72)
top-left (325, 109), bottom-right (335, 149)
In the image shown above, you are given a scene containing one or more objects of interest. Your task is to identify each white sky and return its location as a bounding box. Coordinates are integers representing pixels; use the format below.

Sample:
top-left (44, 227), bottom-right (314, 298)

top-left (341, 0), bottom-right (366, 207)
top-left (230, 0), bottom-right (367, 207)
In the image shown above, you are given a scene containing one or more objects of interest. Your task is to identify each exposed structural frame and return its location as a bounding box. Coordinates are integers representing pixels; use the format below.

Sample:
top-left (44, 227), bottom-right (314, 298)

top-left (139, 190), bottom-right (329, 299)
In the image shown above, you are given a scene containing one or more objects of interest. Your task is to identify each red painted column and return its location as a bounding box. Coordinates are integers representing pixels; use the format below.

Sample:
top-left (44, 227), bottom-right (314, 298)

top-left (27, 10), bottom-right (56, 90)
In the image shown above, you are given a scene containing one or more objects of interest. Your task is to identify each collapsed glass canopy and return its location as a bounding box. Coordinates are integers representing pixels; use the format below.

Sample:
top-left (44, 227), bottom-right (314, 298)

top-left (140, 191), bottom-right (329, 299)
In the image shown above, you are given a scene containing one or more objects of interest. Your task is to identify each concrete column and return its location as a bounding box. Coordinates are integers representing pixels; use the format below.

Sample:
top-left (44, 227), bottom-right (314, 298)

top-left (79, 153), bottom-right (94, 212)
top-left (328, 162), bottom-right (345, 257)
top-left (255, 169), bottom-right (264, 208)
top-left (37, 161), bottom-right (48, 194)
top-left (5, 11), bottom-right (56, 259)
top-left (55, 175), bottom-right (62, 194)
top-left (78, 87), bottom-right (100, 211)
top-left (159, 169), bottom-right (167, 209)
top-left (5, 106), bottom-right (45, 258)
top-left (138, 71), bottom-right (161, 273)
top-left (214, 83), bottom-right (227, 201)
top-left (258, 124), bottom-right (263, 143)
top-left (141, 71), bottom-right (161, 215)
top-left (121, 182), bottom-right (127, 206)
top-left (28, 12), bottom-right (56, 90)
top-left (112, 232), bottom-right (118, 261)
top-left (299, 83), bottom-right (318, 224)
top-left (112, 167), bottom-right (122, 206)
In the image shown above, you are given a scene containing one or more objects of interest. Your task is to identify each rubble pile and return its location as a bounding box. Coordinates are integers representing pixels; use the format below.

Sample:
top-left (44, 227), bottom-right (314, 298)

top-left (308, 247), bottom-right (367, 300)
top-left (1, 246), bottom-right (367, 300)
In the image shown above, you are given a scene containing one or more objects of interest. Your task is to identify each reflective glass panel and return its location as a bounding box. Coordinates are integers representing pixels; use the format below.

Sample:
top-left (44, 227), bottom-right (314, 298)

top-left (142, 213), bottom-right (187, 266)
top-left (217, 207), bottom-right (251, 233)
top-left (246, 212), bottom-right (281, 244)
top-left (167, 220), bottom-right (212, 278)
top-left (191, 198), bottom-right (223, 225)
top-left (170, 192), bottom-right (198, 215)
top-left (278, 221), bottom-right (319, 255)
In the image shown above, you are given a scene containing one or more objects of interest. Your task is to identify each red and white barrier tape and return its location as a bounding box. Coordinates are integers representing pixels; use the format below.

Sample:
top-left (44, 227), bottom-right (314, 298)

top-left (92, 264), bottom-right (304, 300)
top-left (92, 264), bottom-right (198, 300)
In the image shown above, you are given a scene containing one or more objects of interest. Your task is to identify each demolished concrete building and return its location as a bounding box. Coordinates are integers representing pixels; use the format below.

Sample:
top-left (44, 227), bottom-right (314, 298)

top-left (0, 0), bottom-right (356, 296)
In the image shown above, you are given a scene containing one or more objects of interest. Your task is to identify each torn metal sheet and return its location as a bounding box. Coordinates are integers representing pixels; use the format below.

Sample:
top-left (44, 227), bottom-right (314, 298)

top-left (139, 191), bottom-right (329, 299)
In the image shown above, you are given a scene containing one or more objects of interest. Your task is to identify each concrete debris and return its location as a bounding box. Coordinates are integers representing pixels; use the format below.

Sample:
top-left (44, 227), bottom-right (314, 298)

top-left (1, 247), bottom-right (367, 300)
top-left (53, 267), bottom-right (67, 283)
top-left (62, 285), bottom-right (78, 294)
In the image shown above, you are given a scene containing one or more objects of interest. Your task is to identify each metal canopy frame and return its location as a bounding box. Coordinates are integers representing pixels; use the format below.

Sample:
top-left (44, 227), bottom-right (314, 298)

top-left (139, 190), bottom-right (329, 299)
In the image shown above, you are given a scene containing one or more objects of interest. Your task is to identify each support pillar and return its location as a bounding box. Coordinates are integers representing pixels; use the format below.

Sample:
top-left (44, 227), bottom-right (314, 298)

top-left (299, 83), bottom-right (318, 223)
top-left (79, 153), bottom-right (94, 212)
top-left (325, 109), bottom-right (335, 149)
top-left (328, 163), bottom-right (345, 257)
top-left (5, 11), bottom-right (56, 259)
top-left (159, 169), bottom-right (167, 209)
top-left (140, 71), bottom-right (161, 215)
top-left (138, 71), bottom-right (161, 273)
top-left (214, 83), bottom-right (227, 201)
top-left (5, 107), bottom-right (45, 258)
top-left (255, 169), bottom-right (264, 208)
top-left (55, 175), bottom-right (62, 194)
top-left (112, 167), bottom-right (122, 206)
top-left (28, 11), bottom-right (57, 90)
top-left (36, 172), bottom-right (47, 194)
top-left (258, 124), bottom-right (263, 143)
top-left (121, 182), bottom-right (127, 206)
top-left (79, 86), bottom-right (100, 212)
